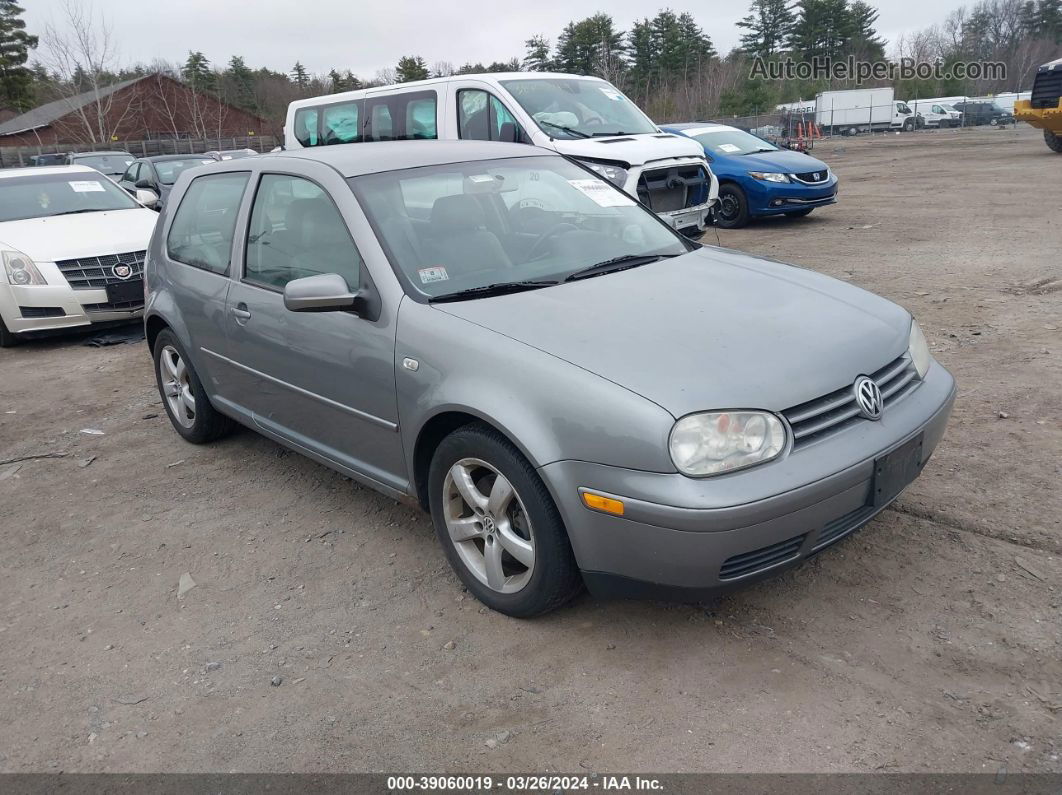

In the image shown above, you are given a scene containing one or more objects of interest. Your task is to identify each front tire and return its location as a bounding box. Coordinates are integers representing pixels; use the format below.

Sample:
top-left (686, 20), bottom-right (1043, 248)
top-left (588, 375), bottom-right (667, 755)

top-left (428, 423), bottom-right (581, 617)
top-left (714, 184), bottom-right (750, 229)
top-left (1045, 130), bottom-right (1062, 153)
top-left (153, 328), bottom-right (234, 444)
top-left (903, 118), bottom-right (915, 132)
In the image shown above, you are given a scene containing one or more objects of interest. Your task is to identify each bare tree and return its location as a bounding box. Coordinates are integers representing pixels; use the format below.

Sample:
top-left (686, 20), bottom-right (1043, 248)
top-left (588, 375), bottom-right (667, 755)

top-left (38, 0), bottom-right (141, 146)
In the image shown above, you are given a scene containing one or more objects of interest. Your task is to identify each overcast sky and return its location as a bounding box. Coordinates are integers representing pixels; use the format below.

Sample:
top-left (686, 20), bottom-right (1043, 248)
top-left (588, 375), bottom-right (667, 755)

top-left (23, 0), bottom-right (947, 78)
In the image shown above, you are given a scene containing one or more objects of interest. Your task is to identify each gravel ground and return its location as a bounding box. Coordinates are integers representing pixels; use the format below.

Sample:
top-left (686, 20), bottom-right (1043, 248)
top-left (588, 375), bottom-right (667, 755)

top-left (0, 125), bottom-right (1059, 774)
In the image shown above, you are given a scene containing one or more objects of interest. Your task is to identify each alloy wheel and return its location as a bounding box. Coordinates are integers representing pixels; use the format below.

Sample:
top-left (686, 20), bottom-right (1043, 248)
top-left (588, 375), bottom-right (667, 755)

top-left (159, 344), bottom-right (196, 428)
top-left (442, 457), bottom-right (536, 593)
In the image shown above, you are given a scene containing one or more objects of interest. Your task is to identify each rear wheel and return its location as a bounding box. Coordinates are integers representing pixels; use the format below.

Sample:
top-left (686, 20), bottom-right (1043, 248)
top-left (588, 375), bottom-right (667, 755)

top-left (428, 423), bottom-right (581, 617)
top-left (714, 184), bottom-right (750, 229)
top-left (153, 328), bottom-right (234, 444)
top-left (903, 118), bottom-right (915, 132)
top-left (1045, 130), bottom-right (1062, 153)
top-left (0, 315), bottom-right (20, 348)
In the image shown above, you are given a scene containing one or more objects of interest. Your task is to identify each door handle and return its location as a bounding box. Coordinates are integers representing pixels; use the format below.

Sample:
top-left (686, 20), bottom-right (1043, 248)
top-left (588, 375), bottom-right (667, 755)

top-left (231, 303), bottom-right (251, 323)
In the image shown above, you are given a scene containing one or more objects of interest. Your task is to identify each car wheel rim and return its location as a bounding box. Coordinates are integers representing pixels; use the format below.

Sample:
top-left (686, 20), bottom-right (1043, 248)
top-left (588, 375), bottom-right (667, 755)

top-left (719, 194), bottom-right (739, 221)
top-left (159, 344), bottom-right (196, 429)
top-left (442, 457), bottom-right (535, 594)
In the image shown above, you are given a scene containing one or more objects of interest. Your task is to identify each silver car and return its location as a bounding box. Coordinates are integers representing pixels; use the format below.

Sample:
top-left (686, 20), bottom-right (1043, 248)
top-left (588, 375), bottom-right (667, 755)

top-left (145, 141), bottom-right (955, 617)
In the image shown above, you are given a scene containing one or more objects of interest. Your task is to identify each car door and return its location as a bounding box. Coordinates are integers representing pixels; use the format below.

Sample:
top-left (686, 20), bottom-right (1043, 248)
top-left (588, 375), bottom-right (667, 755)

top-left (222, 164), bottom-right (405, 492)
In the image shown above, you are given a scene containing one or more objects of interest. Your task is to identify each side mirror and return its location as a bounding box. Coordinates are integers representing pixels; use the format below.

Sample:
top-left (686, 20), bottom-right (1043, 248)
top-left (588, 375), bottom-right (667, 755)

top-left (135, 188), bottom-right (159, 208)
top-left (284, 273), bottom-right (367, 314)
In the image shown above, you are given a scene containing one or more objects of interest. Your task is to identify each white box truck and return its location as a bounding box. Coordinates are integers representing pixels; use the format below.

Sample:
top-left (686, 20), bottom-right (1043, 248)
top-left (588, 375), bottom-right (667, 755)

top-left (816, 88), bottom-right (916, 134)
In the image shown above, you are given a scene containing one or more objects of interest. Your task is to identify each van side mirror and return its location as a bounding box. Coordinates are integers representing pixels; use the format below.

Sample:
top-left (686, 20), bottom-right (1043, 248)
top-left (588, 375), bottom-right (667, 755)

top-left (284, 272), bottom-right (370, 315)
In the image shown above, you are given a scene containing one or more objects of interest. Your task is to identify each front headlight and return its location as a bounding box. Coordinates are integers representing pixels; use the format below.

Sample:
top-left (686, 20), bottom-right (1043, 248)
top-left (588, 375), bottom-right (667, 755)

top-left (577, 160), bottom-right (628, 188)
top-left (908, 319), bottom-right (931, 378)
top-left (748, 171), bottom-right (790, 183)
top-left (669, 411), bottom-right (787, 477)
top-left (2, 250), bottom-right (46, 286)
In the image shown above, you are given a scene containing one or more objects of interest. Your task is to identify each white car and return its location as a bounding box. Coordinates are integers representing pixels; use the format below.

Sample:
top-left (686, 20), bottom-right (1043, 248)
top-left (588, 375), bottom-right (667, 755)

top-left (0, 165), bottom-right (159, 347)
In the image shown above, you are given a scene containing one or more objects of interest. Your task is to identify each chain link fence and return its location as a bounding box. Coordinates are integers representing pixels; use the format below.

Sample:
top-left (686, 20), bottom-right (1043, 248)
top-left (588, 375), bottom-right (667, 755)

top-left (0, 135), bottom-right (280, 168)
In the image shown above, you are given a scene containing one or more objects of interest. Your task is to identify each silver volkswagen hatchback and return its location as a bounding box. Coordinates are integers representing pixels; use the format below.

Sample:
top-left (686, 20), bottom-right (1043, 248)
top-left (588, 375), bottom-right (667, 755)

top-left (145, 141), bottom-right (955, 617)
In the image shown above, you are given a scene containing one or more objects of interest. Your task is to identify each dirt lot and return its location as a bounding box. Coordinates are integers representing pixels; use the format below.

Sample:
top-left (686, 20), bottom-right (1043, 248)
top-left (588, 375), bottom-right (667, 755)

top-left (0, 125), bottom-right (1059, 774)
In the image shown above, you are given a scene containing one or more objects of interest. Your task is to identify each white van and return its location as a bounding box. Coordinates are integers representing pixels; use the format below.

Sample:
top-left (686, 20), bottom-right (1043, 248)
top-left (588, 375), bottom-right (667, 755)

top-left (284, 73), bottom-right (718, 234)
top-left (907, 100), bottom-right (962, 128)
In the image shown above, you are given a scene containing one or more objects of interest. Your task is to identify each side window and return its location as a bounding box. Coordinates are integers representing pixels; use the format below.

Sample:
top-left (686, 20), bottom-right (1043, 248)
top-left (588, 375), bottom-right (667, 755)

top-left (365, 91), bottom-right (437, 142)
top-left (122, 163), bottom-right (140, 183)
top-left (166, 172), bottom-right (250, 275)
top-left (322, 101), bottom-right (361, 144)
top-left (458, 90), bottom-right (525, 143)
top-left (293, 108), bottom-right (319, 147)
top-left (245, 174), bottom-right (362, 291)
top-left (932, 105), bottom-right (943, 114)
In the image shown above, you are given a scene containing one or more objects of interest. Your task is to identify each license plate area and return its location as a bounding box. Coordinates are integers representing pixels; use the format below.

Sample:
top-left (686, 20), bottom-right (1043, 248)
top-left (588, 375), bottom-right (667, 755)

top-left (105, 279), bottom-right (143, 305)
top-left (871, 433), bottom-right (924, 507)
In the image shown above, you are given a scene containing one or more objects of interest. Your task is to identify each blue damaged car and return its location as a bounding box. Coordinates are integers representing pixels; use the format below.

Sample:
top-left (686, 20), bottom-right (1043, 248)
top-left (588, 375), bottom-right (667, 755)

top-left (661, 122), bottom-right (838, 229)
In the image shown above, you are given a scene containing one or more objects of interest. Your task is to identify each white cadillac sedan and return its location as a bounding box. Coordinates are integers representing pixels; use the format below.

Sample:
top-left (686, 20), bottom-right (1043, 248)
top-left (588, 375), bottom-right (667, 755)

top-left (0, 165), bottom-right (159, 346)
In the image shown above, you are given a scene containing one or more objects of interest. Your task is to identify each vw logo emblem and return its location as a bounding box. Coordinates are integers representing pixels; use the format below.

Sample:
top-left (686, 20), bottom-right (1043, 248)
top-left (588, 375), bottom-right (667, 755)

top-left (482, 516), bottom-right (496, 534)
top-left (112, 264), bottom-right (133, 280)
top-left (853, 376), bottom-right (883, 420)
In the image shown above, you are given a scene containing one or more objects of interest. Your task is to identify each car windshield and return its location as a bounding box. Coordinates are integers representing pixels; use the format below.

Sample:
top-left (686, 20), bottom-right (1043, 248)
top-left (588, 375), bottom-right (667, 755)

top-left (500, 78), bottom-right (657, 139)
top-left (350, 156), bottom-right (691, 299)
top-left (687, 127), bottom-right (777, 156)
top-left (0, 172), bottom-right (140, 222)
top-left (153, 157), bottom-right (216, 185)
top-left (70, 153), bottom-right (135, 176)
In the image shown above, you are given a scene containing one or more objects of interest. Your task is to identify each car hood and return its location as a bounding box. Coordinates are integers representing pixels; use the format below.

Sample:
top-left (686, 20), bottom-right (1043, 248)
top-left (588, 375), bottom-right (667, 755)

top-left (0, 208), bottom-right (158, 262)
top-left (724, 149), bottom-right (830, 174)
top-left (436, 248), bottom-right (910, 418)
top-left (551, 132), bottom-right (706, 167)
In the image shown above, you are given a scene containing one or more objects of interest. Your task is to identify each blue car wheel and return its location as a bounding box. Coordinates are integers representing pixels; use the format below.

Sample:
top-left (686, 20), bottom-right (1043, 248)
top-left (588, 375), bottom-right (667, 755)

top-left (715, 184), bottom-right (750, 229)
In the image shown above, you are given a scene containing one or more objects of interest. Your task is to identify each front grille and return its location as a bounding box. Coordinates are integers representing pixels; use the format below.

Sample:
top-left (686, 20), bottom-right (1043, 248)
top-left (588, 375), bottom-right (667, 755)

top-left (783, 354), bottom-right (919, 449)
top-left (792, 170), bottom-right (829, 184)
top-left (55, 251), bottom-right (145, 290)
top-left (637, 164), bottom-right (710, 212)
top-left (812, 505), bottom-right (877, 551)
top-left (83, 299), bottom-right (144, 313)
top-left (720, 533), bottom-right (806, 580)
top-left (19, 306), bottom-right (65, 318)
top-left (1031, 68), bottom-right (1062, 109)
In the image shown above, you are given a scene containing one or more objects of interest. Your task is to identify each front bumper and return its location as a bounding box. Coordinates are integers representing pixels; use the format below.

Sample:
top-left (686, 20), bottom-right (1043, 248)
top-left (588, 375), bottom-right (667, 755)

top-left (1014, 99), bottom-right (1062, 133)
top-left (627, 159), bottom-right (719, 232)
top-left (0, 282), bottom-right (143, 335)
top-left (747, 176), bottom-right (838, 217)
top-left (539, 361), bottom-right (955, 601)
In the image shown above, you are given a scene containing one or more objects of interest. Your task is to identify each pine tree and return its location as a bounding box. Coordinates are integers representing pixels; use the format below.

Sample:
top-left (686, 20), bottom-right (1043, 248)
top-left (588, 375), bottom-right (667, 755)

top-left (182, 51), bottom-right (215, 92)
top-left (0, 0), bottom-right (36, 110)
top-left (291, 61), bottom-right (309, 89)
top-left (737, 0), bottom-right (796, 57)
top-left (847, 1), bottom-right (885, 59)
top-left (226, 55), bottom-right (257, 112)
top-left (523, 35), bottom-right (553, 71)
top-left (554, 14), bottom-right (625, 77)
top-left (395, 56), bottom-right (429, 83)
top-left (789, 0), bottom-right (854, 61)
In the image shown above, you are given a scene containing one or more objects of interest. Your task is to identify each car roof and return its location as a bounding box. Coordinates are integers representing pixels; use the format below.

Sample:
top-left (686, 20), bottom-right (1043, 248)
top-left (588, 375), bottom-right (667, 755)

top-left (70, 150), bottom-right (134, 157)
top-left (144, 153), bottom-right (215, 162)
top-left (0, 164), bottom-right (101, 179)
top-left (260, 140), bottom-right (553, 178)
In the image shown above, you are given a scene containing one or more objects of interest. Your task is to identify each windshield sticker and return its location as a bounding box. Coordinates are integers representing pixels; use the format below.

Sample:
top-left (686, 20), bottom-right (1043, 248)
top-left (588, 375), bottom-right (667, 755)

top-left (69, 180), bottom-right (106, 193)
top-left (567, 179), bottom-right (636, 207)
top-left (599, 87), bottom-right (624, 101)
top-left (418, 266), bottom-right (449, 284)
top-left (717, 143), bottom-right (741, 153)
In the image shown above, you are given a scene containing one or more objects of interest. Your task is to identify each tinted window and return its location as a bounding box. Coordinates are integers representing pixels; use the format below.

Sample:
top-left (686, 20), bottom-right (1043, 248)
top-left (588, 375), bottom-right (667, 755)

top-left (245, 174), bottom-right (361, 291)
top-left (293, 108), bottom-right (319, 147)
top-left (166, 172), bottom-right (250, 275)
top-left (322, 101), bottom-right (362, 144)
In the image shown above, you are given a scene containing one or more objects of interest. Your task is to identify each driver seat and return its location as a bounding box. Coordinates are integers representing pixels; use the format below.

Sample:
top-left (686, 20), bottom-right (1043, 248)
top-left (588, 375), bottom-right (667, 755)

top-left (425, 194), bottom-right (512, 277)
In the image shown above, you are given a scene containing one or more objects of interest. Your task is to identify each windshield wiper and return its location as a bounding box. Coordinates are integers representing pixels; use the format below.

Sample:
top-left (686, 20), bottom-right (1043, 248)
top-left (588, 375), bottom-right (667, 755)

top-left (740, 148), bottom-right (777, 155)
top-left (50, 208), bottom-right (109, 216)
top-left (429, 280), bottom-right (559, 303)
top-left (536, 120), bottom-right (590, 139)
top-left (564, 253), bottom-right (680, 282)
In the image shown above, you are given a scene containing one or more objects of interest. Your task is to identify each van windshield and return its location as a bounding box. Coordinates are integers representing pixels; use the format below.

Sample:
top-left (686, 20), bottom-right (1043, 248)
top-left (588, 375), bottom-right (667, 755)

top-left (350, 155), bottom-right (690, 300)
top-left (500, 78), bottom-right (657, 139)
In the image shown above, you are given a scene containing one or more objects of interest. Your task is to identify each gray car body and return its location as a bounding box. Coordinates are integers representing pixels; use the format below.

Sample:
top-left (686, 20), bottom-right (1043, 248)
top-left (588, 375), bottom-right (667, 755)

top-left (145, 141), bottom-right (956, 600)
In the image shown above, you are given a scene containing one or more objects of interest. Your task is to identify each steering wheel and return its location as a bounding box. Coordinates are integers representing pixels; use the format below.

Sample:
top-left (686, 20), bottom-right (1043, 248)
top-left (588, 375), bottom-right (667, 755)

top-left (526, 222), bottom-right (578, 261)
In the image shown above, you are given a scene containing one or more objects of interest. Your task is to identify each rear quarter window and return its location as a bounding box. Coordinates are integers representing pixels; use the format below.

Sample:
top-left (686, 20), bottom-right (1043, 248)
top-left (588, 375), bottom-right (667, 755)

top-left (166, 172), bottom-right (250, 275)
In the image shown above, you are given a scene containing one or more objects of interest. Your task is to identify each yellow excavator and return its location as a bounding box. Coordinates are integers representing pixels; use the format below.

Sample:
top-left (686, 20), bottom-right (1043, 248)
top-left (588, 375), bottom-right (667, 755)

top-left (1014, 58), bottom-right (1062, 153)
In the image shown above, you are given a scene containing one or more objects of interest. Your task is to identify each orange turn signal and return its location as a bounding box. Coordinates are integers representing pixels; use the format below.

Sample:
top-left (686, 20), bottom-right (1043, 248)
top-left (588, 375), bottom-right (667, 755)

top-left (581, 492), bottom-right (625, 516)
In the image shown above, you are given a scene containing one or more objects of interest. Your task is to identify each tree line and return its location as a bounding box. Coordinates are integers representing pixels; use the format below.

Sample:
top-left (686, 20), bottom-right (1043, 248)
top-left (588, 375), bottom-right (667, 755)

top-left (0, 0), bottom-right (1059, 137)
